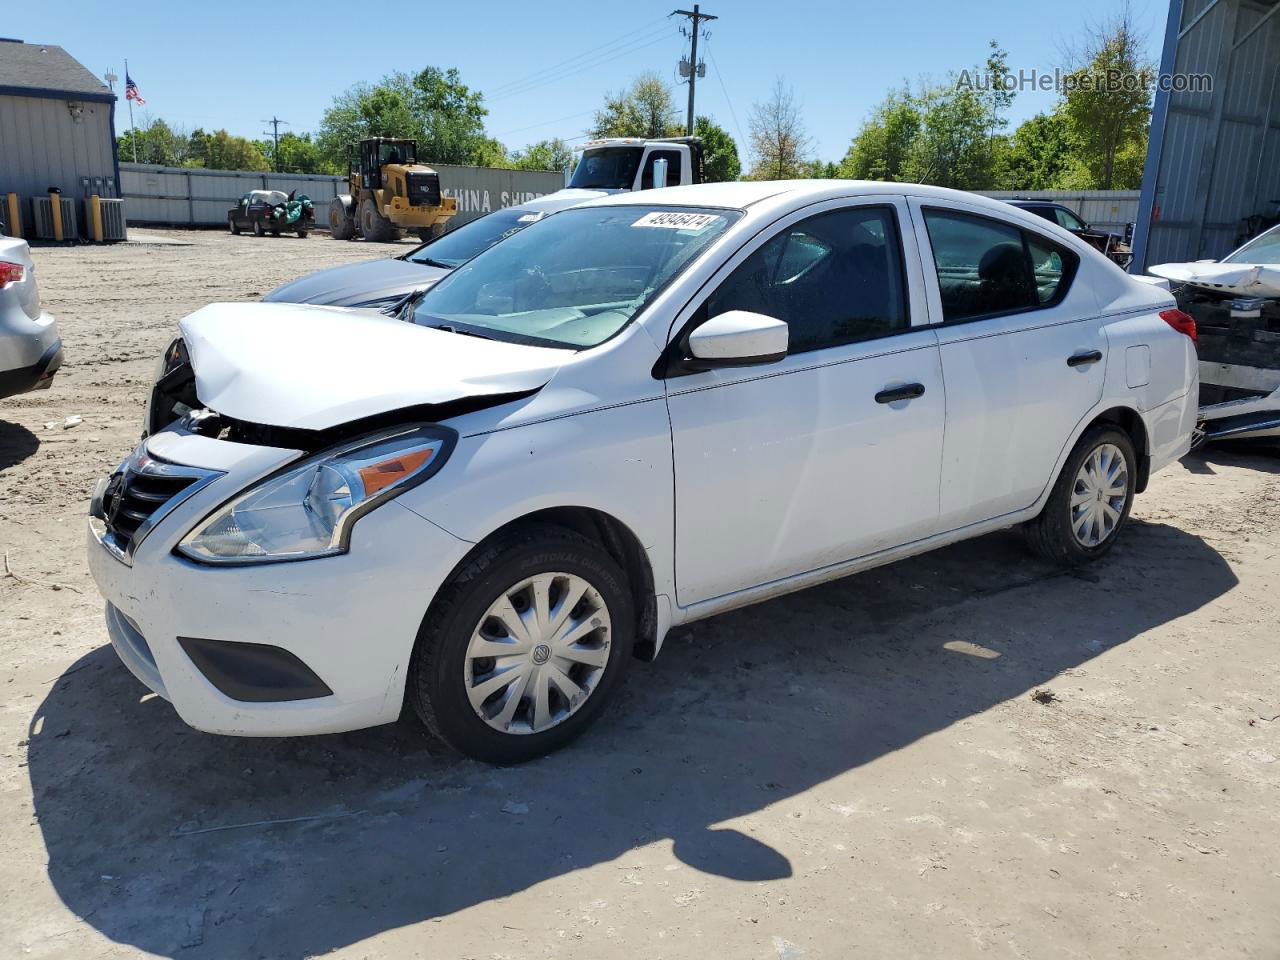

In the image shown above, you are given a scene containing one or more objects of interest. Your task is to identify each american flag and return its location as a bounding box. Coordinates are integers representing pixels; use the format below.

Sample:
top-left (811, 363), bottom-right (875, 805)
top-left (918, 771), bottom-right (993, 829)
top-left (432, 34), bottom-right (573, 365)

top-left (125, 73), bottom-right (145, 105)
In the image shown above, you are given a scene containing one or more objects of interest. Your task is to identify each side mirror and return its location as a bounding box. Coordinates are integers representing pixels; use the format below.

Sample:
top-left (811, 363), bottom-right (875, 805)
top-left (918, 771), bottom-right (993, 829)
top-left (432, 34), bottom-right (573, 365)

top-left (652, 157), bottom-right (669, 190)
top-left (686, 310), bottom-right (788, 368)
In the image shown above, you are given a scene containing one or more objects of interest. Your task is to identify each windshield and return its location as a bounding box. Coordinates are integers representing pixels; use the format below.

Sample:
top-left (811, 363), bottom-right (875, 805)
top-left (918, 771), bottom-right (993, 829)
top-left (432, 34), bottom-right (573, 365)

top-left (1224, 226), bottom-right (1280, 264)
top-left (380, 142), bottom-right (415, 165)
top-left (408, 207), bottom-right (546, 269)
top-left (568, 147), bottom-right (644, 190)
top-left (412, 205), bottom-right (740, 348)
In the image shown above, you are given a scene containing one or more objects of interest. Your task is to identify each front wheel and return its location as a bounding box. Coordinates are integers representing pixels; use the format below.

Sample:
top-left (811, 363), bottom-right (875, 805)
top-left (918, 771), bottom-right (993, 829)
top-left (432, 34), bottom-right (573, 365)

top-left (407, 525), bottom-right (634, 763)
top-left (228, 216), bottom-right (240, 235)
top-left (296, 227), bottom-right (309, 239)
top-left (1024, 425), bottom-right (1137, 565)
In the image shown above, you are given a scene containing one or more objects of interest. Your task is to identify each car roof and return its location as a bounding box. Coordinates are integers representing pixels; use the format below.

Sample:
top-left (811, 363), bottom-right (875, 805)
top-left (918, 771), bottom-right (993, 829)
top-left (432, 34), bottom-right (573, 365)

top-left (578, 179), bottom-right (1050, 220)
top-left (517, 191), bottom-right (598, 214)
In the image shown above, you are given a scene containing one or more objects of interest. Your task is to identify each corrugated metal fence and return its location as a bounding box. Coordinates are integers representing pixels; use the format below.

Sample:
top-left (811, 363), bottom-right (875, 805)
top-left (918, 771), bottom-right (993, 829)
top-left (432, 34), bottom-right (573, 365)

top-left (119, 162), bottom-right (565, 228)
top-left (978, 191), bottom-right (1142, 235)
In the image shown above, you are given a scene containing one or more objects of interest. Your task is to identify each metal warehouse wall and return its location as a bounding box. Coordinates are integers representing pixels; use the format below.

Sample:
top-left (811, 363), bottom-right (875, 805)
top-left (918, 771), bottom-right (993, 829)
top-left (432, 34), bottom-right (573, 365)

top-left (979, 191), bottom-right (1141, 234)
top-left (1134, 0), bottom-right (1280, 269)
top-left (120, 163), bottom-right (565, 228)
top-left (0, 93), bottom-right (118, 200)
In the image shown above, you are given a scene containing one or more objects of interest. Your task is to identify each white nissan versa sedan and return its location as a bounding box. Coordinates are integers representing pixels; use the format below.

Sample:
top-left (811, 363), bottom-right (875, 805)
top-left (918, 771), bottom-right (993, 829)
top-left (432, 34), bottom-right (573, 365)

top-left (88, 181), bottom-right (1198, 762)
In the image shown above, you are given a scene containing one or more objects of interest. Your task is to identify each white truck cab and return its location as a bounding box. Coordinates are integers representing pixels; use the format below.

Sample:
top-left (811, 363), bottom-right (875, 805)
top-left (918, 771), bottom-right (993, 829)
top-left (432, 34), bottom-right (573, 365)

top-left (567, 137), bottom-right (704, 193)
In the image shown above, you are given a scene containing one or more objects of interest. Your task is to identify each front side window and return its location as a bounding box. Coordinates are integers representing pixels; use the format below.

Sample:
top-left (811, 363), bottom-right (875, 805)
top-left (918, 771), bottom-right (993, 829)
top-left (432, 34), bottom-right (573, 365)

top-left (641, 150), bottom-right (683, 189)
top-left (568, 148), bottom-right (644, 190)
top-left (706, 206), bottom-right (909, 353)
top-left (409, 207), bottom-right (545, 269)
top-left (413, 205), bottom-right (740, 348)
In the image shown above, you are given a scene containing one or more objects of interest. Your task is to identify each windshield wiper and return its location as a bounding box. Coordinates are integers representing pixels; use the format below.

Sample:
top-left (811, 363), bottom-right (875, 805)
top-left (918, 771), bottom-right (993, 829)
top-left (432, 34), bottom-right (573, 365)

top-left (425, 323), bottom-right (496, 341)
top-left (411, 256), bottom-right (455, 269)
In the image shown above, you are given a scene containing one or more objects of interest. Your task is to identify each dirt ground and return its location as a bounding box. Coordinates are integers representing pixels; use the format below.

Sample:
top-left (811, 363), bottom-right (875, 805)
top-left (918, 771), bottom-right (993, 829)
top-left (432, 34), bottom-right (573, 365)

top-left (1, 228), bottom-right (1278, 959)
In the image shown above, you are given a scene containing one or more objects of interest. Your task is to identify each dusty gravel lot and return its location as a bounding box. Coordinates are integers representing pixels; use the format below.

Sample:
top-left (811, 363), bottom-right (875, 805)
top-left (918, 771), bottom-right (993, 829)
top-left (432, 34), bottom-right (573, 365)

top-left (1, 229), bottom-right (1279, 959)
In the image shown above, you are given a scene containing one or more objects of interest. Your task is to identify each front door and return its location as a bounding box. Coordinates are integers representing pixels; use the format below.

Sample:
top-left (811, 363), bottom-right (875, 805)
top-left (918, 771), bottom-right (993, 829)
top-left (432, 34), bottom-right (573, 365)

top-left (666, 198), bottom-right (946, 607)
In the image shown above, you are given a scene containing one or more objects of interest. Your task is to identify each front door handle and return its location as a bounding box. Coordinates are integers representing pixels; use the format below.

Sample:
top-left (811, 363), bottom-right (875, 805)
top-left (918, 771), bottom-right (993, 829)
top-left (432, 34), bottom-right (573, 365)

top-left (1067, 350), bottom-right (1103, 367)
top-left (875, 382), bottom-right (926, 404)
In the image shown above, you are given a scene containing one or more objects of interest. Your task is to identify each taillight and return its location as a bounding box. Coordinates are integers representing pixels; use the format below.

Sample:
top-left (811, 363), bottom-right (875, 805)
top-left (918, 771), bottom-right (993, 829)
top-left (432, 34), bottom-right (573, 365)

top-left (1160, 308), bottom-right (1197, 344)
top-left (0, 261), bottom-right (24, 288)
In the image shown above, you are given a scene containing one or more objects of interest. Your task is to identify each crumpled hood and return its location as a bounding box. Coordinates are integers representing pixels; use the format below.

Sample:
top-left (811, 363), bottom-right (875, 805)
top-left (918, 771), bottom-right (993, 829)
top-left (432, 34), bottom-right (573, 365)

top-left (179, 302), bottom-right (573, 430)
top-left (262, 257), bottom-right (449, 307)
top-left (1149, 261), bottom-right (1280, 299)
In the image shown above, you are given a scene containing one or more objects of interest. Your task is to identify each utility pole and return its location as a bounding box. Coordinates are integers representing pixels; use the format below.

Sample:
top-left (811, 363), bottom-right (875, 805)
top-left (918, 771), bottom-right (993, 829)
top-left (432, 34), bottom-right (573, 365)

top-left (673, 5), bottom-right (716, 136)
top-left (261, 117), bottom-right (289, 172)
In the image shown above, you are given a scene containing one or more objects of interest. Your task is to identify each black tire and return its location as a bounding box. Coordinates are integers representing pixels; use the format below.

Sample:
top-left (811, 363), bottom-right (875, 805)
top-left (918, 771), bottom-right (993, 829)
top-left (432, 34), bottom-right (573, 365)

top-left (1025, 424), bottom-right (1137, 566)
top-left (360, 198), bottom-right (400, 243)
top-left (407, 524), bottom-right (634, 764)
top-left (228, 216), bottom-right (240, 235)
top-left (328, 197), bottom-right (356, 240)
top-left (252, 219), bottom-right (264, 237)
top-left (297, 228), bottom-right (309, 239)
top-left (270, 227), bottom-right (281, 237)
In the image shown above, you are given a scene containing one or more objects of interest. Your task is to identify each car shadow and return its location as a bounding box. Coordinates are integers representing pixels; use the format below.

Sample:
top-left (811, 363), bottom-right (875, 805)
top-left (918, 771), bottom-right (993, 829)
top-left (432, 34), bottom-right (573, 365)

top-left (0, 418), bottom-right (39, 472)
top-left (27, 521), bottom-right (1235, 957)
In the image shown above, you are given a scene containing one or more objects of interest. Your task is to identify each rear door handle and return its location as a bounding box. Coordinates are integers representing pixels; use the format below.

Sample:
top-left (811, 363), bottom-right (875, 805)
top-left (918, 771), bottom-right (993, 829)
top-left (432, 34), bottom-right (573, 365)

top-left (875, 382), bottom-right (926, 404)
top-left (1067, 350), bottom-right (1103, 367)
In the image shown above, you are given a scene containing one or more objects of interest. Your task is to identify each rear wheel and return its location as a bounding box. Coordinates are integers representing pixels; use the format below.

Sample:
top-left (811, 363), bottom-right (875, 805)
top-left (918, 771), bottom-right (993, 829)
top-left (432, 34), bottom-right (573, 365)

top-left (297, 227), bottom-right (309, 239)
top-left (1025, 424), bottom-right (1137, 566)
top-left (407, 525), bottom-right (634, 763)
top-left (360, 198), bottom-right (400, 243)
top-left (252, 219), bottom-right (264, 237)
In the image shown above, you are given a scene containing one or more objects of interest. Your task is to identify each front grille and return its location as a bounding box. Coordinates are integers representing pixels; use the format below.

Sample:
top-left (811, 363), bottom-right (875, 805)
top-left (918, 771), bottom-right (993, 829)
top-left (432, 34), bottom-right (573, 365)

top-left (94, 446), bottom-right (223, 563)
top-left (407, 172), bottom-right (442, 207)
top-left (102, 465), bottom-right (199, 553)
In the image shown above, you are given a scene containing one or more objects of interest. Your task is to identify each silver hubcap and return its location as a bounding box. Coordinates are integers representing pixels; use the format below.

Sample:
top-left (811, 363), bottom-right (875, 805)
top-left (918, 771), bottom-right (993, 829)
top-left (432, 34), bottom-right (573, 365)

top-left (464, 572), bottom-right (611, 735)
top-left (1071, 442), bottom-right (1129, 547)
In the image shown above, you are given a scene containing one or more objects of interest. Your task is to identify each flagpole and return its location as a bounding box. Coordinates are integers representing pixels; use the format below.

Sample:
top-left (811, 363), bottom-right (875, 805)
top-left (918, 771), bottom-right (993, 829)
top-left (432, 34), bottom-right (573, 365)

top-left (125, 58), bottom-right (137, 162)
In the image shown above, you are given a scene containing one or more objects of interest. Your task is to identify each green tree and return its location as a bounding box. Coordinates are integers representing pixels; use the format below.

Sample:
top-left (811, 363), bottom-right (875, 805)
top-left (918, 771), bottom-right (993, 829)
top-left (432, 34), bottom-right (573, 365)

top-left (693, 115), bottom-right (741, 182)
top-left (116, 117), bottom-right (193, 166)
top-left (592, 72), bottom-right (682, 138)
top-left (747, 78), bottom-right (811, 180)
top-left (901, 82), bottom-right (993, 189)
top-left (837, 88), bottom-right (920, 181)
top-left (254, 132), bottom-right (334, 174)
top-left (1059, 10), bottom-right (1153, 189)
top-left (317, 67), bottom-right (497, 170)
top-left (188, 129), bottom-right (270, 172)
top-left (510, 138), bottom-right (575, 172)
top-left (997, 109), bottom-right (1074, 190)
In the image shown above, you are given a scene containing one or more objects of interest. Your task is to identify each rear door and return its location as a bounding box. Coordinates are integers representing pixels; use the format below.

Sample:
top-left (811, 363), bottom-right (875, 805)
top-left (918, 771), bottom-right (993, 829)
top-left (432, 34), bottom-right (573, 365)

top-left (666, 197), bottom-right (946, 606)
top-left (908, 197), bottom-right (1106, 529)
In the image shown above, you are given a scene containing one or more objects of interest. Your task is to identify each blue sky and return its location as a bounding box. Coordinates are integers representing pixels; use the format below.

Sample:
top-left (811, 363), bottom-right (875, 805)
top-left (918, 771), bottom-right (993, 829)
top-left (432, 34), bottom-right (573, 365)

top-left (7, 0), bottom-right (1170, 163)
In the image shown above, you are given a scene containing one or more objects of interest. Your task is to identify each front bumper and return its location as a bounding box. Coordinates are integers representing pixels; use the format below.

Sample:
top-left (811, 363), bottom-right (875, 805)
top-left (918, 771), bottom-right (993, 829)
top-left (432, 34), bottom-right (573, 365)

top-left (87, 430), bottom-right (473, 737)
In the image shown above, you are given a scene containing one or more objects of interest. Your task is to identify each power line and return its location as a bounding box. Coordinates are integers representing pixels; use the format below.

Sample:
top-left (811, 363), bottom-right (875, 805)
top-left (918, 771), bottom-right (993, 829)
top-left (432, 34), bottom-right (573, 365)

top-left (706, 40), bottom-right (745, 147)
top-left (494, 109), bottom-right (599, 140)
top-left (486, 17), bottom-right (672, 98)
top-left (488, 27), bottom-right (678, 103)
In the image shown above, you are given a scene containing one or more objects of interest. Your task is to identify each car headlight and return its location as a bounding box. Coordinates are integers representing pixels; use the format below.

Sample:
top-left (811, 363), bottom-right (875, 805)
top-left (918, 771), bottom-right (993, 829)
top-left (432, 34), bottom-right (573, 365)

top-left (177, 424), bottom-right (455, 564)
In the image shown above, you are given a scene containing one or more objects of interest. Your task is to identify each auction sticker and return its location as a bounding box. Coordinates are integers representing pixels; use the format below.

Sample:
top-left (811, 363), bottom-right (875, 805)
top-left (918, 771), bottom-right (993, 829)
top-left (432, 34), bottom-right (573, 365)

top-left (632, 211), bottom-right (721, 231)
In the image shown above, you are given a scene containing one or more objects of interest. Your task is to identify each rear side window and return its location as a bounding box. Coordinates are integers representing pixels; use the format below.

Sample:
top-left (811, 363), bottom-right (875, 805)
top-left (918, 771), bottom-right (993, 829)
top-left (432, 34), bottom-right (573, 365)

top-left (923, 209), bottom-right (1077, 323)
top-left (1054, 207), bottom-right (1086, 231)
top-left (707, 205), bottom-right (908, 353)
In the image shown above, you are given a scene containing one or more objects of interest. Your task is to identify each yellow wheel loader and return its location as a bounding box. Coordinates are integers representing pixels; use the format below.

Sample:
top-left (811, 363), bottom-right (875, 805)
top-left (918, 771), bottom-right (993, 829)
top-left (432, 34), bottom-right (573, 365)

top-left (329, 138), bottom-right (458, 243)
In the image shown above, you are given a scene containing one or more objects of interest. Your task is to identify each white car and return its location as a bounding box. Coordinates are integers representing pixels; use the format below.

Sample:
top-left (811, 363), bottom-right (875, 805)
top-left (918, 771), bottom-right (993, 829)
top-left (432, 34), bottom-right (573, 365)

top-left (0, 236), bottom-right (62, 401)
top-left (87, 181), bottom-right (1198, 763)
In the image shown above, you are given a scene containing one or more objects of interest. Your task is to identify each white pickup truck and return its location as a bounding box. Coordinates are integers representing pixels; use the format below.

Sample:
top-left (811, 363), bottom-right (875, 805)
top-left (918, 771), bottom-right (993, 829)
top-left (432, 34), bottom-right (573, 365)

top-left (566, 137), bottom-right (705, 192)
